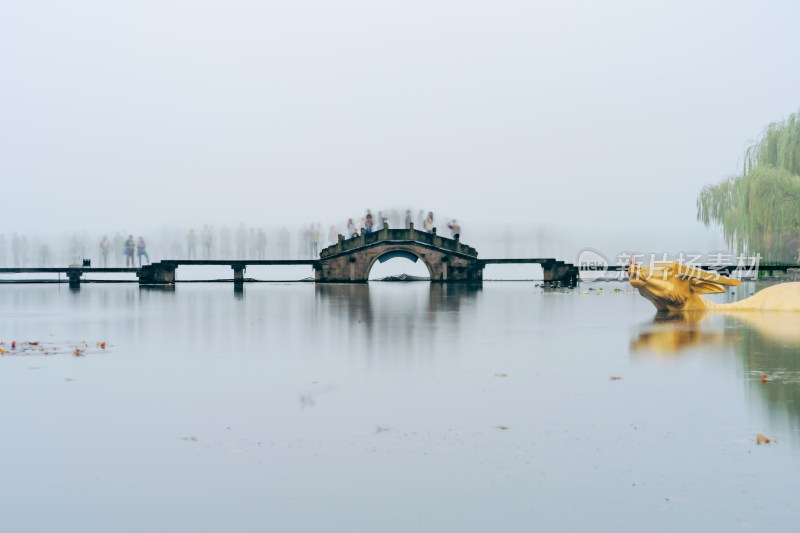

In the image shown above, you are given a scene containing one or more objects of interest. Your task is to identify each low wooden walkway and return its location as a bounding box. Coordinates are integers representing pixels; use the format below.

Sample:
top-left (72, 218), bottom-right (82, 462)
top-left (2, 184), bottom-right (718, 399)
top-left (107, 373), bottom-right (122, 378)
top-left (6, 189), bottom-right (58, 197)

top-left (0, 260), bottom-right (796, 287)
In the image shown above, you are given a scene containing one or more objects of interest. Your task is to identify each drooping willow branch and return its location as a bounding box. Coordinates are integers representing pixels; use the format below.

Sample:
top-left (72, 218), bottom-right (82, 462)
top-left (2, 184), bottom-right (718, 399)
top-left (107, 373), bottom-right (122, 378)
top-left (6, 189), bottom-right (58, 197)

top-left (697, 109), bottom-right (800, 261)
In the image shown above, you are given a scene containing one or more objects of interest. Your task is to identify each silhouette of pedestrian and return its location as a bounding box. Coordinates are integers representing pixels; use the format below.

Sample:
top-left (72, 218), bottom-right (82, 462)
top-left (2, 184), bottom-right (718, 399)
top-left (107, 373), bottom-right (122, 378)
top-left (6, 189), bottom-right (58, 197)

top-left (124, 235), bottom-right (136, 266)
top-left (202, 225), bottom-right (214, 259)
top-left (137, 237), bottom-right (150, 266)
top-left (424, 212), bottom-right (434, 232)
top-left (365, 210), bottom-right (374, 234)
top-left (99, 235), bottom-right (111, 267)
top-left (187, 229), bottom-right (197, 259)
top-left (257, 229), bottom-right (268, 259)
top-left (447, 219), bottom-right (461, 237)
top-left (11, 233), bottom-right (20, 266)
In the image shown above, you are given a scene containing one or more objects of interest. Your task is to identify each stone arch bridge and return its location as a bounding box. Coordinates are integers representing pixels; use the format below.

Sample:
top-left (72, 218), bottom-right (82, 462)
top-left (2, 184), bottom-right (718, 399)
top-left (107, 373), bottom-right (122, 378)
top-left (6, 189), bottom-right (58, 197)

top-left (316, 225), bottom-right (483, 282)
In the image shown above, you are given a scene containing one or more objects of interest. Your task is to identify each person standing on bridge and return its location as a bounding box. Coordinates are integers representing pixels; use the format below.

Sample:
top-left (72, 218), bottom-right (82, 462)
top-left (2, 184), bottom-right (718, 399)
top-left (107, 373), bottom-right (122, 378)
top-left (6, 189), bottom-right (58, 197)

top-left (310, 223), bottom-right (322, 257)
top-left (447, 219), bottom-right (461, 237)
top-left (99, 235), bottom-right (110, 267)
top-left (257, 228), bottom-right (268, 259)
top-left (137, 237), bottom-right (150, 266)
top-left (347, 218), bottom-right (356, 238)
top-left (11, 233), bottom-right (20, 266)
top-left (187, 229), bottom-right (197, 259)
top-left (365, 211), bottom-right (374, 234)
top-left (124, 235), bottom-right (136, 267)
top-left (202, 225), bottom-right (214, 259)
top-left (424, 212), bottom-right (434, 232)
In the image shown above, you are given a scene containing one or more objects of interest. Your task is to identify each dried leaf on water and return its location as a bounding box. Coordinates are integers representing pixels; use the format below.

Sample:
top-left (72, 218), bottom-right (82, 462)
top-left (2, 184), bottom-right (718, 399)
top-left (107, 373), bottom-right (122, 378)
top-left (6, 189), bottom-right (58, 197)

top-left (73, 349), bottom-right (85, 357)
top-left (610, 376), bottom-right (623, 381)
top-left (756, 434), bottom-right (771, 445)
top-left (495, 373), bottom-right (508, 377)
top-left (495, 426), bottom-right (509, 430)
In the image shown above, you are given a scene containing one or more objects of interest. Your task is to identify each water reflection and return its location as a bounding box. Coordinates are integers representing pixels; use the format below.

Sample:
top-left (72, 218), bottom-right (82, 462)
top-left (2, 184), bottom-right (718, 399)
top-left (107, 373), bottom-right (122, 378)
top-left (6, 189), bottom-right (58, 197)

top-left (313, 283), bottom-right (481, 359)
top-left (427, 283), bottom-right (482, 313)
top-left (631, 308), bottom-right (800, 445)
top-left (4, 282), bottom-right (800, 529)
top-left (630, 313), bottom-right (738, 355)
top-left (138, 285), bottom-right (176, 293)
top-left (728, 313), bottom-right (800, 439)
top-left (631, 311), bottom-right (800, 355)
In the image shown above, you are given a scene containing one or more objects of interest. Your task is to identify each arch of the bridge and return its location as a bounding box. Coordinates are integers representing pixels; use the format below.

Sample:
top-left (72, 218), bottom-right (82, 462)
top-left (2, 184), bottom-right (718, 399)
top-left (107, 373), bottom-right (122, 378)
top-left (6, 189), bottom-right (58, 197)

top-left (364, 247), bottom-right (434, 279)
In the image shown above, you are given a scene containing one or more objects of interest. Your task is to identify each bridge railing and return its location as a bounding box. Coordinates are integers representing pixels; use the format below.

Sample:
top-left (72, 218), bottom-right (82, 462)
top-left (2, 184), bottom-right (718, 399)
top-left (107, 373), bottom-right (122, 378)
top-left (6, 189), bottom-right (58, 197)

top-left (319, 224), bottom-right (478, 258)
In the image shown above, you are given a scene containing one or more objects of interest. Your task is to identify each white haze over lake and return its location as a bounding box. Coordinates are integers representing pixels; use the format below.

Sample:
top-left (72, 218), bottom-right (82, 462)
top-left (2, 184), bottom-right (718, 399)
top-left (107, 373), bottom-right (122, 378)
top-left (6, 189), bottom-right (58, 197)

top-left (2, 0), bottom-right (799, 259)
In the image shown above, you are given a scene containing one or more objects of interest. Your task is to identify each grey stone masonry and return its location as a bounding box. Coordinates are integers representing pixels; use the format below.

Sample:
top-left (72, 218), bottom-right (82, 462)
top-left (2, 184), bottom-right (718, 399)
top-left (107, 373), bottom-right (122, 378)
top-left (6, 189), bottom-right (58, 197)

top-left (316, 225), bottom-right (482, 283)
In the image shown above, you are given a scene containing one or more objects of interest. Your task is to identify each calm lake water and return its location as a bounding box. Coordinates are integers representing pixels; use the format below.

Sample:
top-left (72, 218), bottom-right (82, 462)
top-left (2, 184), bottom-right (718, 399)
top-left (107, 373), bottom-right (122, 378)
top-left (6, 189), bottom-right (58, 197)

top-left (2, 280), bottom-right (800, 532)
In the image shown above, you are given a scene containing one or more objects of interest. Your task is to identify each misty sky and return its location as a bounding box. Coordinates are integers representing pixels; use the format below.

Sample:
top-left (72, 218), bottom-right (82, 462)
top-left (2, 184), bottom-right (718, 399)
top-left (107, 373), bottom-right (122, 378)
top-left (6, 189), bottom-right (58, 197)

top-left (2, 0), bottom-right (799, 254)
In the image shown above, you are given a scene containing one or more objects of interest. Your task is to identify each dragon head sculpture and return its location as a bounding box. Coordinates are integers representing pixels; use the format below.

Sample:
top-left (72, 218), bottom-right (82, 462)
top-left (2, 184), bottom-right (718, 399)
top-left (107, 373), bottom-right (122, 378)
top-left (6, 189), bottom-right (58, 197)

top-left (628, 261), bottom-right (741, 312)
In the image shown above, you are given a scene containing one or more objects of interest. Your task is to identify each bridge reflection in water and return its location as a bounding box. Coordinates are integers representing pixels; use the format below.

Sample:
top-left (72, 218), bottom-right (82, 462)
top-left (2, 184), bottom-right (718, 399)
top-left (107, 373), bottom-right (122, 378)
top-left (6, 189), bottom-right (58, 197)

top-left (314, 283), bottom-right (481, 355)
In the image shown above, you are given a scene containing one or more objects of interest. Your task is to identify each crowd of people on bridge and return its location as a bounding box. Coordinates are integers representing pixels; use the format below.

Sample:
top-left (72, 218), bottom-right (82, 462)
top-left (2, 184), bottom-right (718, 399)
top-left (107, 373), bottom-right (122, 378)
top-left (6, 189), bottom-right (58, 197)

top-left (97, 235), bottom-right (151, 267)
top-left (0, 207), bottom-right (464, 267)
top-left (343, 209), bottom-right (461, 240)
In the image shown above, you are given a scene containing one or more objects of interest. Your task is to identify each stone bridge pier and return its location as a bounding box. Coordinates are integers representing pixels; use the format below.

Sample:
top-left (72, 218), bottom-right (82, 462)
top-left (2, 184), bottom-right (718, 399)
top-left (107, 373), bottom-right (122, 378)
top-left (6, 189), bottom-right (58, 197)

top-left (541, 260), bottom-right (579, 287)
top-left (138, 262), bottom-right (177, 284)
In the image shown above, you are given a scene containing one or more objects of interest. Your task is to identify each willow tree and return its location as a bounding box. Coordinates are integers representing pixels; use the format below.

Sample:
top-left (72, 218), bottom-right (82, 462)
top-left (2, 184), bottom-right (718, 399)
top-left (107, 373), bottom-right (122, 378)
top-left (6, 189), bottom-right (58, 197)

top-left (697, 109), bottom-right (800, 262)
